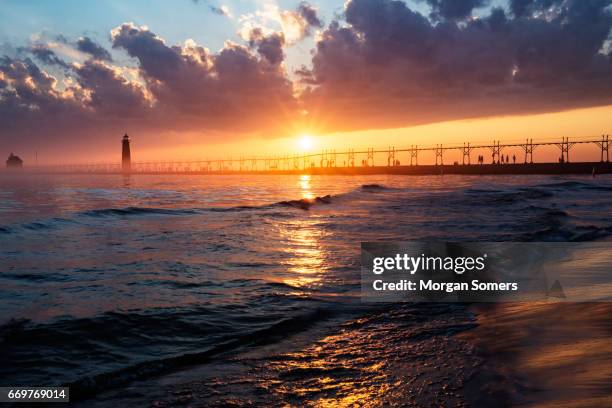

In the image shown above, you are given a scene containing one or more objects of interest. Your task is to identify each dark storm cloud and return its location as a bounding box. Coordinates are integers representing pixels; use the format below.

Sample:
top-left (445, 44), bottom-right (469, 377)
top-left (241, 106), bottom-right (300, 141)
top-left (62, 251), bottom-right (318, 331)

top-left (299, 0), bottom-right (612, 133)
top-left (76, 37), bottom-right (113, 61)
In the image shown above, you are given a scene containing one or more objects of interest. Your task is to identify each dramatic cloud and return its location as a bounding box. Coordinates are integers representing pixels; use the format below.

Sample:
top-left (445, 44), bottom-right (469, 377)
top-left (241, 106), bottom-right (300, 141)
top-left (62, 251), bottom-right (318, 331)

top-left (76, 37), bottom-right (113, 61)
top-left (296, 2), bottom-right (323, 31)
top-left (0, 22), bottom-right (298, 153)
top-left (0, 56), bottom-right (93, 148)
top-left (23, 44), bottom-right (70, 69)
top-left (2, 0), bottom-right (612, 156)
top-left (239, 1), bottom-right (322, 44)
top-left (73, 59), bottom-right (149, 115)
top-left (109, 22), bottom-right (296, 119)
top-left (299, 0), bottom-right (612, 133)
top-left (245, 28), bottom-right (286, 65)
top-left (509, 0), bottom-right (562, 17)
top-left (425, 0), bottom-right (489, 20)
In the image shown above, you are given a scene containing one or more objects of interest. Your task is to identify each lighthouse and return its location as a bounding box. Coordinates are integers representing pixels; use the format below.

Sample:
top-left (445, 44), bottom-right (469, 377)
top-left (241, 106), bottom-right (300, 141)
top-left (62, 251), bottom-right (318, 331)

top-left (122, 134), bottom-right (131, 173)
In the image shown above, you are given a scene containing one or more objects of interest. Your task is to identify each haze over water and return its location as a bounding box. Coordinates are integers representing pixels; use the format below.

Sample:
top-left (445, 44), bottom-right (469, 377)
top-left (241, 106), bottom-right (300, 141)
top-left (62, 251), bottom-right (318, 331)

top-left (1, 173), bottom-right (611, 405)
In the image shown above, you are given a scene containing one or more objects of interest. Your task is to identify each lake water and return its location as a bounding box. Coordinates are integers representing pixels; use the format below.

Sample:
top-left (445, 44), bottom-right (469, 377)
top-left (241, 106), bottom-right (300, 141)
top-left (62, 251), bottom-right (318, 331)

top-left (1, 173), bottom-right (610, 405)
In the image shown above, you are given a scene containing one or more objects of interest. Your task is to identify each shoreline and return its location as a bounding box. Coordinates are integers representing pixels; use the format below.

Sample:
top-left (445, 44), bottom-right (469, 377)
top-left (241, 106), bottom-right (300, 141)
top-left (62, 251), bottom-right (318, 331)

top-left (461, 302), bottom-right (612, 407)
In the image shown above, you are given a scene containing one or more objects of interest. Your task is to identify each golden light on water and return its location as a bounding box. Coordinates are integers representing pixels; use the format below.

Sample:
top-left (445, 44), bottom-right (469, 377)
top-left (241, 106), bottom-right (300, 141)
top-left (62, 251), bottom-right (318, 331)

top-left (278, 174), bottom-right (325, 289)
top-left (281, 222), bottom-right (325, 290)
top-left (299, 174), bottom-right (314, 200)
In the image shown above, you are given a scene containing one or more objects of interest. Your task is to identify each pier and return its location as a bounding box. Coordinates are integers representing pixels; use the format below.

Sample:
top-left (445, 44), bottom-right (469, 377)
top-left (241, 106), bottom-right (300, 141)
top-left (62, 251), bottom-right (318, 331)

top-left (6, 135), bottom-right (611, 176)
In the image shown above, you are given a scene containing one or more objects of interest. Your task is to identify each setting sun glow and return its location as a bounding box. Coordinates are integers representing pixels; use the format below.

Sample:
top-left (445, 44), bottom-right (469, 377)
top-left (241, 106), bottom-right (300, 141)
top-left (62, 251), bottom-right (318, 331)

top-left (298, 134), bottom-right (314, 151)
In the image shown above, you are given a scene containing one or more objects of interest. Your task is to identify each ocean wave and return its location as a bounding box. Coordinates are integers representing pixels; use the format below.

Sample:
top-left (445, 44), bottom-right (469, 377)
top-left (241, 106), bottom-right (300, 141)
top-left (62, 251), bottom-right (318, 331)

top-left (0, 218), bottom-right (77, 235)
top-left (275, 194), bottom-right (333, 210)
top-left (518, 225), bottom-right (612, 241)
top-left (61, 308), bottom-right (333, 402)
top-left (361, 183), bottom-right (387, 190)
top-left (466, 186), bottom-right (554, 205)
top-left (125, 279), bottom-right (215, 289)
top-left (1, 272), bottom-right (72, 282)
top-left (80, 207), bottom-right (201, 217)
top-left (536, 180), bottom-right (612, 191)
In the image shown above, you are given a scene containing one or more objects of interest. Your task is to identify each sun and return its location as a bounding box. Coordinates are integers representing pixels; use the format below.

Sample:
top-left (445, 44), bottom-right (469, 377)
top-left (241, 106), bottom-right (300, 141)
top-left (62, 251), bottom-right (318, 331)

top-left (298, 134), bottom-right (314, 151)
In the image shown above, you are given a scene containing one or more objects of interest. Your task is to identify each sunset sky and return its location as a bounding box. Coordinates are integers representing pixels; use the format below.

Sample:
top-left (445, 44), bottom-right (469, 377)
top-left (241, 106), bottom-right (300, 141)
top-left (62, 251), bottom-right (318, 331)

top-left (1, 0), bottom-right (612, 164)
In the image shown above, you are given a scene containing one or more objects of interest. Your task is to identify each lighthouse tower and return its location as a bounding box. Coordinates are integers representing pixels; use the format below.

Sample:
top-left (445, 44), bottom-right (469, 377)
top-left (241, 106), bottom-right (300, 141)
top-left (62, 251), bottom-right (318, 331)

top-left (122, 134), bottom-right (131, 173)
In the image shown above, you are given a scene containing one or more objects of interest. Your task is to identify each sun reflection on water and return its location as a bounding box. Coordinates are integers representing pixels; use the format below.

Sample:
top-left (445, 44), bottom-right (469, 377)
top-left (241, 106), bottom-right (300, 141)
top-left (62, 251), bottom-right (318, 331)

top-left (278, 175), bottom-right (326, 289)
top-left (299, 174), bottom-right (314, 200)
top-left (280, 219), bottom-right (326, 289)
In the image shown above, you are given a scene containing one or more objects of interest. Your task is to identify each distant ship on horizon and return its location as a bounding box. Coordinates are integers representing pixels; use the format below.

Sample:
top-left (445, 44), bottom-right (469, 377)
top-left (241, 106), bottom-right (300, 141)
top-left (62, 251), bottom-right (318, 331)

top-left (6, 153), bottom-right (23, 168)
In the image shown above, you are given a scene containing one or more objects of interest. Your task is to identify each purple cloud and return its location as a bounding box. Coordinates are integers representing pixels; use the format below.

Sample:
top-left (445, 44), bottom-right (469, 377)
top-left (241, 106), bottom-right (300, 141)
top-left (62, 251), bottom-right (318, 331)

top-left (299, 0), bottom-right (612, 133)
top-left (76, 37), bottom-right (113, 61)
top-left (2, 0), bottom-right (612, 157)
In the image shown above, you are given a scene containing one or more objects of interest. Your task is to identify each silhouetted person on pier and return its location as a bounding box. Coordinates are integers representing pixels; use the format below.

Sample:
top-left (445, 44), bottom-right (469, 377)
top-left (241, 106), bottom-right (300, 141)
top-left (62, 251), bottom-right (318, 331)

top-left (512, 155), bottom-right (516, 164)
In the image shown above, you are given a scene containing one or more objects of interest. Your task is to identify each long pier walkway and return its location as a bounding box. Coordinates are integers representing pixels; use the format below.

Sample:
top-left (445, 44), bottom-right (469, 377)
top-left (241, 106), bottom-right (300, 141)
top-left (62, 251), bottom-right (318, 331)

top-left (6, 135), bottom-right (611, 175)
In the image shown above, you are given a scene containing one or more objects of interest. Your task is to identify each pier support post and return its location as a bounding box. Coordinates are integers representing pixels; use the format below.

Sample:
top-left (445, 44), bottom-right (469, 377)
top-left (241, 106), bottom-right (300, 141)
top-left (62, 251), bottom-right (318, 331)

top-left (489, 140), bottom-right (503, 164)
top-left (555, 137), bottom-right (575, 163)
top-left (595, 134), bottom-right (609, 162)
top-left (410, 145), bottom-right (418, 166)
top-left (521, 139), bottom-right (535, 163)
top-left (462, 142), bottom-right (472, 165)
top-left (435, 144), bottom-right (443, 165)
top-left (367, 148), bottom-right (374, 167)
top-left (348, 149), bottom-right (355, 167)
top-left (387, 147), bottom-right (395, 166)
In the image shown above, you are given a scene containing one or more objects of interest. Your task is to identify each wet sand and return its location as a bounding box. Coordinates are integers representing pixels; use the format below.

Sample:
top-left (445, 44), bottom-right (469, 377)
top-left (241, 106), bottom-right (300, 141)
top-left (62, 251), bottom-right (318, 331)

top-left (463, 302), bottom-right (612, 407)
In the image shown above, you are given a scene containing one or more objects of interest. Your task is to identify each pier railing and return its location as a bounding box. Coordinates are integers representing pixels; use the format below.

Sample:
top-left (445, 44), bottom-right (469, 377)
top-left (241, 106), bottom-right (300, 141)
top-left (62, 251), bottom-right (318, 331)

top-left (8, 135), bottom-right (610, 174)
